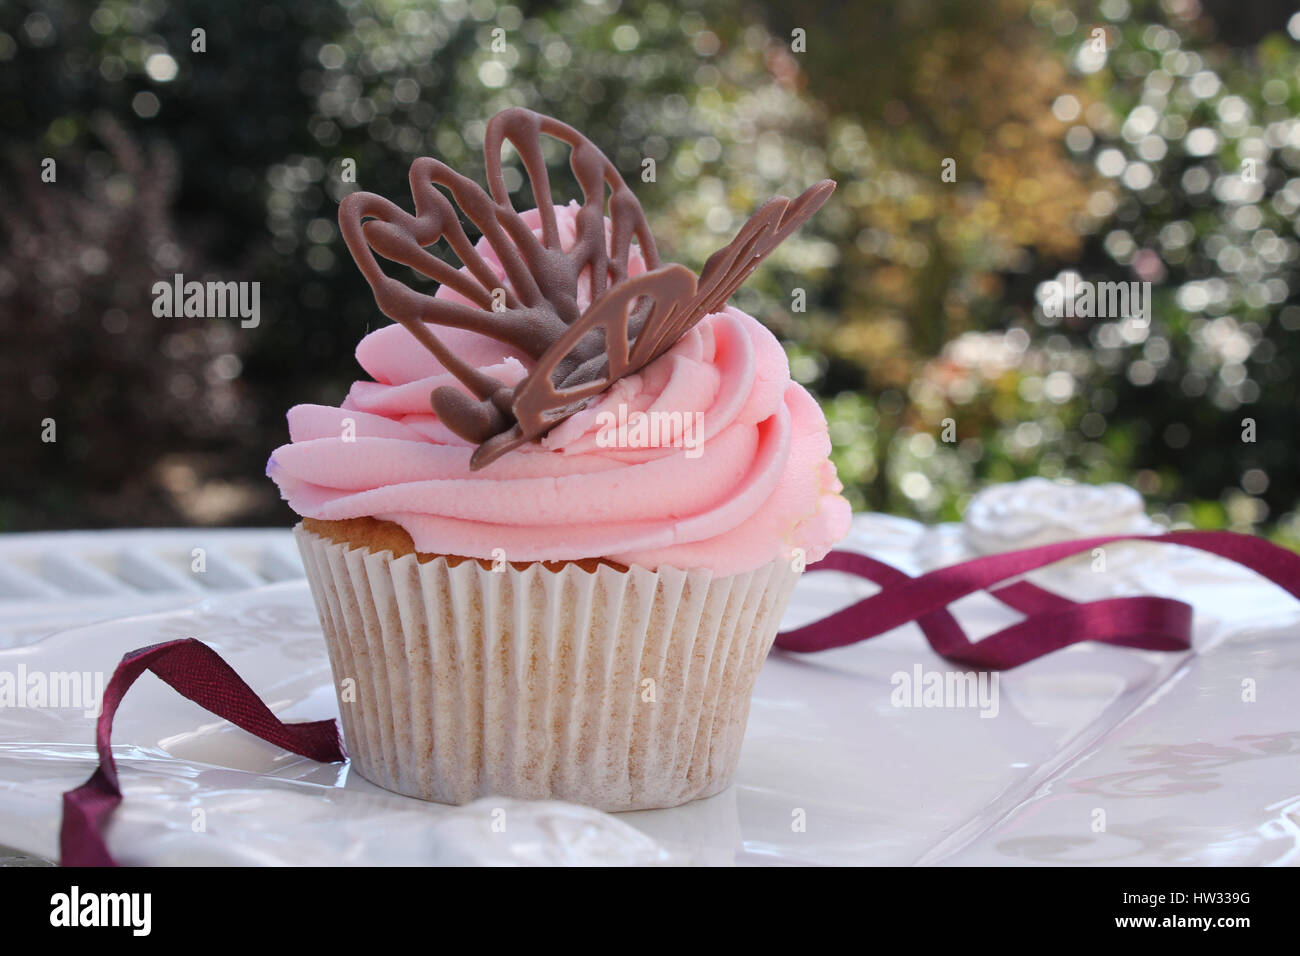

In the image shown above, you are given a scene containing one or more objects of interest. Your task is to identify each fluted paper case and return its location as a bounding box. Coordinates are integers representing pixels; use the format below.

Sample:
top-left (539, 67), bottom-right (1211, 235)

top-left (294, 525), bottom-right (801, 811)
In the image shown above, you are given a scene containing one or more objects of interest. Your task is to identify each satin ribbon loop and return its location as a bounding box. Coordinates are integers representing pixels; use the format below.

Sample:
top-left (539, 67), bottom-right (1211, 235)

top-left (775, 531), bottom-right (1300, 670)
top-left (60, 638), bottom-right (346, 867)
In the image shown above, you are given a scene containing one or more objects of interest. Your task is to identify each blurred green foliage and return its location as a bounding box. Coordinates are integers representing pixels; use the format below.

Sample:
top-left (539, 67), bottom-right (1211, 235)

top-left (1, 0), bottom-right (1298, 546)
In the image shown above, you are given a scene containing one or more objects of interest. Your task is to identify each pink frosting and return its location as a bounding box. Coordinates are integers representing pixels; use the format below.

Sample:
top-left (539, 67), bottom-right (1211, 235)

top-left (269, 203), bottom-right (850, 576)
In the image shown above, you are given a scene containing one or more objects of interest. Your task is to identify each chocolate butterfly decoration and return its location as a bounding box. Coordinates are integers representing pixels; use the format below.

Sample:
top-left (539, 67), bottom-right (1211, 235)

top-left (339, 107), bottom-right (834, 470)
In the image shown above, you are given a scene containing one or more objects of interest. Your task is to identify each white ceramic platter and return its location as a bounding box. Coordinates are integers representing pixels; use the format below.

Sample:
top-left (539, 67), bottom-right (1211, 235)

top-left (1, 515), bottom-right (1297, 865)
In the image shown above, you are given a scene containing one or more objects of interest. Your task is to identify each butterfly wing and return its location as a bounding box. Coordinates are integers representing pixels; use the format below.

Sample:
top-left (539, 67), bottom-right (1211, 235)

top-left (626, 180), bottom-right (836, 371)
top-left (470, 264), bottom-right (697, 470)
top-left (470, 180), bottom-right (836, 469)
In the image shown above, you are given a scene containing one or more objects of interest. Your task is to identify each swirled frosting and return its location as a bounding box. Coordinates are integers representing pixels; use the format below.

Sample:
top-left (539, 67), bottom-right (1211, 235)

top-left (268, 203), bottom-right (850, 576)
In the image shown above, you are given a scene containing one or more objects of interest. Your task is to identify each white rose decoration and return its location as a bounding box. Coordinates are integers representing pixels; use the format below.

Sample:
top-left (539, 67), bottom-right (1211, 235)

top-left (962, 478), bottom-right (1161, 555)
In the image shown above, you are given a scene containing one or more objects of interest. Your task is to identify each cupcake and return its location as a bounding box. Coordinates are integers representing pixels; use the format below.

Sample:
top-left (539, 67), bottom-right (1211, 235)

top-left (268, 108), bottom-right (850, 811)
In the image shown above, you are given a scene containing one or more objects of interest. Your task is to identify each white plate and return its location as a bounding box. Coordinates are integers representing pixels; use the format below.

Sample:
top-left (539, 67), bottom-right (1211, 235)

top-left (1, 516), bottom-right (1298, 865)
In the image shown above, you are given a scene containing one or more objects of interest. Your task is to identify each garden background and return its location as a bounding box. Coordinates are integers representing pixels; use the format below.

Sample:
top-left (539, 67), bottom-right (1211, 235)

top-left (3, 0), bottom-right (1299, 548)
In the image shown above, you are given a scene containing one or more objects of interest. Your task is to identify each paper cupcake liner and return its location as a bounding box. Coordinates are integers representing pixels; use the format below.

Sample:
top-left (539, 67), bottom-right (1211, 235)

top-left (293, 525), bottom-right (801, 812)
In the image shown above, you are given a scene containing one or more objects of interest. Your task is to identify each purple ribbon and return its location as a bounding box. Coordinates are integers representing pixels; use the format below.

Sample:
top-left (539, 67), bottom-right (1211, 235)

top-left (60, 639), bottom-right (345, 867)
top-left (775, 531), bottom-right (1300, 667)
top-left (59, 530), bottom-right (1300, 865)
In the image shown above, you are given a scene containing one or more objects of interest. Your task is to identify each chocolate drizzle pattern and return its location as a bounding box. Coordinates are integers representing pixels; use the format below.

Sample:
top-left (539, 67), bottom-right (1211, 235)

top-left (338, 107), bottom-right (834, 470)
